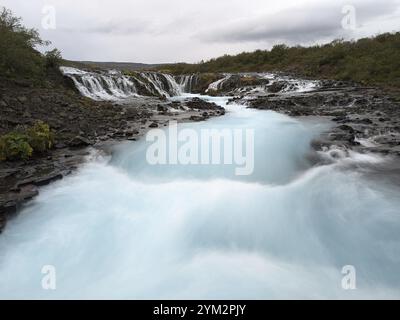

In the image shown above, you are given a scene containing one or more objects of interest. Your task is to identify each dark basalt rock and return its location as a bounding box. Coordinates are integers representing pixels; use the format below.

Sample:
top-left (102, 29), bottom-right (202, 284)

top-left (189, 115), bottom-right (206, 122)
top-left (157, 105), bottom-right (168, 112)
top-left (69, 136), bottom-right (92, 148)
top-left (242, 84), bottom-right (400, 155)
top-left (27, 173), bottom-right (63, 187)
top-left (185, 98), bottom-right (224, 112)
top-left (0, 184), bottom-right (39, 231)
top-left (337, 125), bottom-right (355, 133)
top-left (268, 81), bottom-right (287, 93)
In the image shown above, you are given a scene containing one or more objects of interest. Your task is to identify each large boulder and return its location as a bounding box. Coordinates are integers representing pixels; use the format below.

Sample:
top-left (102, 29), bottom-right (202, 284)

top-left (217, 75), bottom-right (270, 93)
top-left (68, 135), bottom-right (92, 148)
top-left (268, 81), bottom-right (287, 93)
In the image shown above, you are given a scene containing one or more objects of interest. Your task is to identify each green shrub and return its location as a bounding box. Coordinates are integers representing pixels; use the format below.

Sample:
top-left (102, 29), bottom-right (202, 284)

top-left (44, 49), bottom-right (62, 69)
top-left (26, 121), bottom-right (54, 153)
top-left (157, 32), bottom-right (400, 89)
top-left (0, 7), bottom-right (62, 81)
top-left (0, 132), bottom-right (33, 161)
top-left (0, 7), bottom-right (47, 79)
top-left (0, 121), bottom-right (54, 161)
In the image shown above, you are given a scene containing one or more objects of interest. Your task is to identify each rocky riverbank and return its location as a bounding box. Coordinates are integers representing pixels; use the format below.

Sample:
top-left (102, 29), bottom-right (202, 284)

top-left (230, 81), bottom-right (400, 157)
top-left (202, 72), bottom-right (399, 157)
top-left (0, 82), bottom-right (225, 232)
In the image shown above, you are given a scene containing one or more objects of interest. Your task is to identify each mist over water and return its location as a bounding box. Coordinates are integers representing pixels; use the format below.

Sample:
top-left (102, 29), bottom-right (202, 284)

top-left (1, 96), bottom-right (400, 299)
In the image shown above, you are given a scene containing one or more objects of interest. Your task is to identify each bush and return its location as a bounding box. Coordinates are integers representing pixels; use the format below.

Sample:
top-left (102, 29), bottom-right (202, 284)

top-left (0, 7), bottom-right (48, 79)
top-left (158, 32), bottom-right (400, 89)
top-left (0, 132), bottom-right (33, 161)
top-left (0, 7), bottom-right (62, 81)
top-left (0, 121), bottom-right (54, 161)
top-left (45, 49), bottom-right (62, 69)
top-left (26, 121), bottom-right (54, 153)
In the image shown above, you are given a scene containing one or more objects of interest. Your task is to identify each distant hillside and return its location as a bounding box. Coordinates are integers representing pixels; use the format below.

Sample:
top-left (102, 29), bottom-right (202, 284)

top-left (158, 32), bottom-right (400, 90)
top-left (69, 61), bottom-right (165, 71)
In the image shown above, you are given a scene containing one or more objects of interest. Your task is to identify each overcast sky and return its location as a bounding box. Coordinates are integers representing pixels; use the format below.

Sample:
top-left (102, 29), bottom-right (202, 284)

top-left (2, 0), bottom-right (400, 63)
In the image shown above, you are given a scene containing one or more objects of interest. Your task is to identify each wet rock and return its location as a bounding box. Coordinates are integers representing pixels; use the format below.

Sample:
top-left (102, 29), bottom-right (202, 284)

top-left (157, 105), bottom-right (168, 112)
top-left (185, 98), bottom-right (224, 112)
top-left (215, 75), bottom-right (270, 93)
top-left (243, 82), bottom-right (400, 155)
top-left (17, 96), bottom-right (27, 103)
top-left (55, 142), bottom-right (67, 149)
top-left (125, 129), bottom-right (139, 137)
top-left (268, 81), bottom-right (286, 93)
top-left (0, 183), bottom-right (39, 232)
top-left (68, 136), bottom-right (92, 148)
top-left (31, 96), bottom-right (42, 105)
top-left (338, 125), bottom-right (355, 133)
top-left (358, 118), bottom-right (373, 125)
top-left (0, 184), bottom-right (39, 216)
top-left (17, 171), bottom-right (63, 188)
top-left (332, 115), bottom-right (347, 122)
top-left (189, 115), bottom-right (206, 122)
top-left (32, 173), bottom-right (63, 187)
top-left (0, 168), bottom-right (19, 180)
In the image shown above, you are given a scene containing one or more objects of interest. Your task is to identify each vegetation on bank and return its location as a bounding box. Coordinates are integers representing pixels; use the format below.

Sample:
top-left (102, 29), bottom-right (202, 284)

top-left (0, 8), bottom-right (58, 161)
top-left (0, 7), bottom-right (62, 84)
top-left (159, 33), bottom-right (400, 89)
top-left (0, 121), bottom-right (54, 161)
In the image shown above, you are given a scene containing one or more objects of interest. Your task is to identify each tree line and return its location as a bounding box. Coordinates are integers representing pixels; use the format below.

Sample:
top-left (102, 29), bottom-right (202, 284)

top-left (160, 33), bottom-right (400, 89)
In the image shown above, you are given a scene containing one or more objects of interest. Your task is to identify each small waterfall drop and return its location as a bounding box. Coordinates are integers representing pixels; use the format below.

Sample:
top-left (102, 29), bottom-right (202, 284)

top-left (176, 74), bottom-right (199, 93)
top-left (60, 67), bottom-right (184, 101)
top-left (60, 67), bottom-right (140, 101)
top-left (206, 74), bottom-right (231, 93)
top-left (139, 72), bottom-right (183, 98)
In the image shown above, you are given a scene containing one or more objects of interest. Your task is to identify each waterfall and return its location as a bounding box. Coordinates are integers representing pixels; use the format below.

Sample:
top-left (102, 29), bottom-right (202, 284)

top-left (206, 73), bottom-right (320, 94)
top-left (62, 67), bottom-right (320, 99)
top-left (176, 74), bottom-right (198, 93)
top-left (60, 67), bottom-right (141, 101)
top-left (264, 74), bottom-right (320, 93)
top-left (60, 67), bottom-right (184, 101)
top-left (206, 74), bottom-right (231, 93)
top-left (281, 79), bottom-right (320, 93)
top-left (138, 72), bottom-right (183, 98)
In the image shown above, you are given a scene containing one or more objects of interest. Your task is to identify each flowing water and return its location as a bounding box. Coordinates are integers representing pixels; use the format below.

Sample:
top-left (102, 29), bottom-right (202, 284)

top-left (1, 91), bottom-right (400, 299)
top-left (60, 67), bottom-right (184, 100)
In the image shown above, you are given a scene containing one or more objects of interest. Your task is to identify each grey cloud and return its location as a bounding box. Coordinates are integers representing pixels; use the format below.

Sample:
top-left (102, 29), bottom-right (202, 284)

top-left (1, 0), bottom-right (399, 63)
top-left (199, 0), bottom-right (400, 43)
top-left (60, 19), bottom-right (151, 35)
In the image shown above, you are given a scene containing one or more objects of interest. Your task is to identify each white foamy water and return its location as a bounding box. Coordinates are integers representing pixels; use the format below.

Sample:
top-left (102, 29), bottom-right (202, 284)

top-left (1, 96), bottom-right (400, 299)
top-left (60, 67), bottom-right (183, 100)
top-left (206, 75), bottom-right (232, 93)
